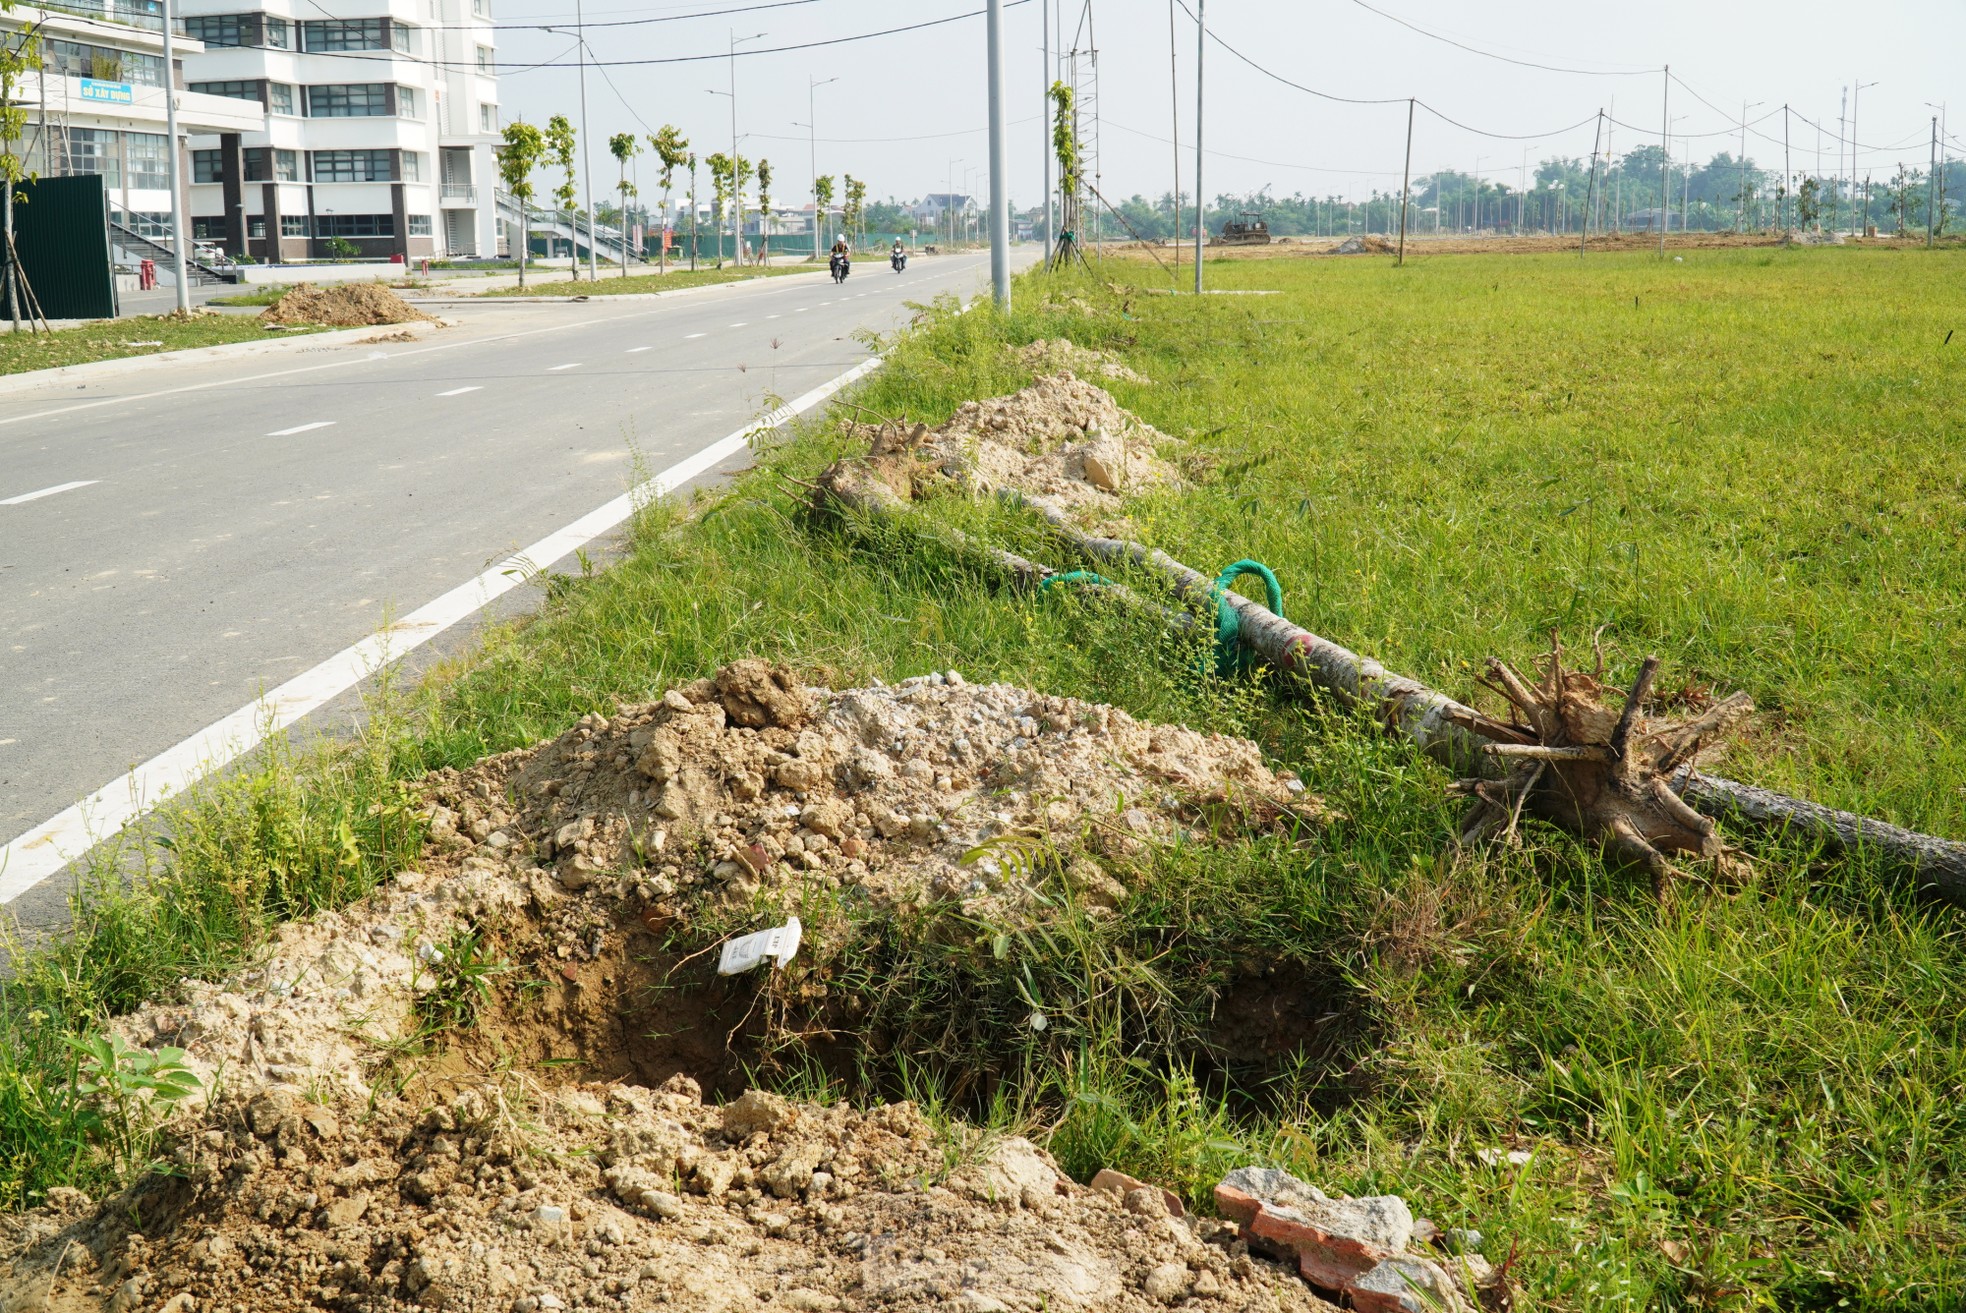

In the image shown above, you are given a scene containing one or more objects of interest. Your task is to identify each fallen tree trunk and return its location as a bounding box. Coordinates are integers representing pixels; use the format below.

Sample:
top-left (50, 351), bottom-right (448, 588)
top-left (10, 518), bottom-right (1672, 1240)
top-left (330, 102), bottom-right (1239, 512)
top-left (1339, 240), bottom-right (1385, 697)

top-left (1013, 495), bottom-right (1966, 906)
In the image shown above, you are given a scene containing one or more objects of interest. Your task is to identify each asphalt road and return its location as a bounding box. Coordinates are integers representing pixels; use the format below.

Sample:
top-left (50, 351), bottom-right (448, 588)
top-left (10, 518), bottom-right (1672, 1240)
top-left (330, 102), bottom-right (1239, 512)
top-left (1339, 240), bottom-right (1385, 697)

top-left (0, 250), bottom-right (1013, 932)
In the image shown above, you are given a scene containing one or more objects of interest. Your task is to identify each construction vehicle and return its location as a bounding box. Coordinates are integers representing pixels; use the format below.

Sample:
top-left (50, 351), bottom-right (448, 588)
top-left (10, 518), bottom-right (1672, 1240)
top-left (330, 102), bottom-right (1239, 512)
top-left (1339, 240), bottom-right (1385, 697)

top-left (1215, 211), bottom-right (1272, 246)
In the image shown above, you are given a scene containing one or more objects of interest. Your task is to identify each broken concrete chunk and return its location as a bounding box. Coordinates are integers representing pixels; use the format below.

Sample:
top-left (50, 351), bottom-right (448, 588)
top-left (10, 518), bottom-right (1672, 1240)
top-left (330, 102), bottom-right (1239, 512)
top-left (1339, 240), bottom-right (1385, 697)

top-left (721, 1089), bottom-right (796, 1140)
top-left (715, 660), bottom-right (811, 729)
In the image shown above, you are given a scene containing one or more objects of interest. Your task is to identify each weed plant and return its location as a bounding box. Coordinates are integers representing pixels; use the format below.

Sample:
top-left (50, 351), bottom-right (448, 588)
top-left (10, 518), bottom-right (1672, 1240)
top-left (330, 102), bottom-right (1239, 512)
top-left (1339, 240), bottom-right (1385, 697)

top-left (2, 247), bottom-right (1962, 1308)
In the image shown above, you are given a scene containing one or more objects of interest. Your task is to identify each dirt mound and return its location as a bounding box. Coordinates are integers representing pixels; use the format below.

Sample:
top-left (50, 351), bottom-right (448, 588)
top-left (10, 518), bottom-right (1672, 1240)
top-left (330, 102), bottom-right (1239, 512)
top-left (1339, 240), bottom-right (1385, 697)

top-left (1016, 338), bottom-right (1150, 384)
top-left (0, 665), bottom-right (1338, 1310)
top-left (826, 373), bottom-right (1180, 515)
top-left (0, 1079), bottom-right (1335, 1313)
top-left (1781, 228), bottom-right (1847, 246)
top-left (1329, 235), bottom-right (1396, 256)
top-left (260, 282), bottom-right (434, 327)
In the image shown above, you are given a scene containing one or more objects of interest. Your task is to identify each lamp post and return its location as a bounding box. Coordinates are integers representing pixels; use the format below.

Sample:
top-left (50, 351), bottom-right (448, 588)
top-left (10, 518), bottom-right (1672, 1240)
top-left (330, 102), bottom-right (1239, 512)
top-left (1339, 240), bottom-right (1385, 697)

top-left (947, 157), bottom-right (961, 246)
top-left (1850, 80), bottom-right (1877, 232)
top-left (1738, 100), bottom-right (1764, 231)
top-left (160, 0), bottom-right (189, 311)
top-left (719, 31), bottom-right (766, 265)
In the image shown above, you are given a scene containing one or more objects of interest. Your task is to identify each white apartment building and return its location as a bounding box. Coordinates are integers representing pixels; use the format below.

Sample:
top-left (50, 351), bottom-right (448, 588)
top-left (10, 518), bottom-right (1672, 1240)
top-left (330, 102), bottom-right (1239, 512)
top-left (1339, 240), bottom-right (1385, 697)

top-left (178, 0), bottom-right (500, 261)
top-left (3, 0), bottom-right (262, 240)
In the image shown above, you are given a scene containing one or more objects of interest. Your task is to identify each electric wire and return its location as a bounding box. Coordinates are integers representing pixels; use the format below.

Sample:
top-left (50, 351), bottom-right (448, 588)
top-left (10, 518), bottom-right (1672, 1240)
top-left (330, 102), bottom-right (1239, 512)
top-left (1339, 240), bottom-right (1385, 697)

top-left (1345, 0), bottom-right (1657, 77)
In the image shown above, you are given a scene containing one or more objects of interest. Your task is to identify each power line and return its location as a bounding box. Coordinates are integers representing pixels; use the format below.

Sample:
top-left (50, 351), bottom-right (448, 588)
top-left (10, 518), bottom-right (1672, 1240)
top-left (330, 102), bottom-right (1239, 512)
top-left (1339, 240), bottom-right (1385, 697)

top-left (1346, 0), bottom-right (1657, 77)
top-left (1106, 117), bottom-right (1404, 178)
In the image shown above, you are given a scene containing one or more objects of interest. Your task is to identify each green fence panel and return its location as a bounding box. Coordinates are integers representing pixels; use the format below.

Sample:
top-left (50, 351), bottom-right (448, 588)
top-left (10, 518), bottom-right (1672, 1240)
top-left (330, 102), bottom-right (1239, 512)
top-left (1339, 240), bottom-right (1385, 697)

top-left (3, 175), bottom-right (118, 319)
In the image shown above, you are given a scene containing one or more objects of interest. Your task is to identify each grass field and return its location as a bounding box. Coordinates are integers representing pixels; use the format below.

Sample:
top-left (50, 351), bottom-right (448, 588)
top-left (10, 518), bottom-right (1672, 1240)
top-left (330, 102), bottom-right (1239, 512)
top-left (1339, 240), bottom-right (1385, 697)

top-left (3, 245), bottom-right (1962, 1309)
top-left (0, 312), bottom-right (319, 376)
top-left (485, 261), bottom-right (819, 297)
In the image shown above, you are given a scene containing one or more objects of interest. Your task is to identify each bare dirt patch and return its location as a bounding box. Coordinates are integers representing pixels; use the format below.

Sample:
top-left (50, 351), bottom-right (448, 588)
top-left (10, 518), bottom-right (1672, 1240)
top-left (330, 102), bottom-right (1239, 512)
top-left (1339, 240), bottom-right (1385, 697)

top-left (0, 666), bottom-right (1348, 1311)
top-left (1015, 339), bottom-right (1149, 384)
top-left (823, 373), bottom-right (1179, 516)
top-left (260, 283), bottom-right (435, 328)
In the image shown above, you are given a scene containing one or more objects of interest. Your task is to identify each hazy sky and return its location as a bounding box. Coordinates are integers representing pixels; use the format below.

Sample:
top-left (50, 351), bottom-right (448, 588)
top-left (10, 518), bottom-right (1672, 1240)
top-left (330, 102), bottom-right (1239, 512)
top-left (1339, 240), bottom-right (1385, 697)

top-left (492, 0), bottom-right (1966, 208)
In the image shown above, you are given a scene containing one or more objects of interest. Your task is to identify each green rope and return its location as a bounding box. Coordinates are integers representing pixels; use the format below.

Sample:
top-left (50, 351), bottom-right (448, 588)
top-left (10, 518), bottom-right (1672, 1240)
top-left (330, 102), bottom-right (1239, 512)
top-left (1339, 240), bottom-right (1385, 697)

top-left (1209, 560), bottom-right (1283, 678)
top-left (1039, 570), bottom-right (1112, 592)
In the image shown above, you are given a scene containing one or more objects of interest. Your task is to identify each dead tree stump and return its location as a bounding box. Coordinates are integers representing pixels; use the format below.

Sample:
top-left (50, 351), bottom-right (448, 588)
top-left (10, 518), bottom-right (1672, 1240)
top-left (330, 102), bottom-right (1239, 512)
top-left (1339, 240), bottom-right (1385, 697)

top-left (1453, 638), bottom-right (1753, 885)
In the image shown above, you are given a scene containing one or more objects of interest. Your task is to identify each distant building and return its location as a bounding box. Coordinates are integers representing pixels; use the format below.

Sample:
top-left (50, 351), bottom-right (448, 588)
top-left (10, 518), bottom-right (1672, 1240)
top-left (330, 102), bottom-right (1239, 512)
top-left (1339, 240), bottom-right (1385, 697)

top-left (1627, 208), bottom-right (1682, 232)
top-left (178, 0), bottom-right (501, 261)
top-left (912, 192), bottom-right (973, 230)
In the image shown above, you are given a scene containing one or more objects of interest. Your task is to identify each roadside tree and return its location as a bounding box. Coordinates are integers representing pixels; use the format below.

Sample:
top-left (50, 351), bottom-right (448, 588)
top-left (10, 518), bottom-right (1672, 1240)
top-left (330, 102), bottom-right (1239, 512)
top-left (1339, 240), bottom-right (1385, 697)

top-left (756, 159), bottom-right (773, 264)
top-left (608, 132), bottom-right (639, 277)
top-left (544, 115), bottom-right (578, 278)
top-left (649, 124), bottom-right (689, 274)
top-left (498, 120), bottom-right (548, 289)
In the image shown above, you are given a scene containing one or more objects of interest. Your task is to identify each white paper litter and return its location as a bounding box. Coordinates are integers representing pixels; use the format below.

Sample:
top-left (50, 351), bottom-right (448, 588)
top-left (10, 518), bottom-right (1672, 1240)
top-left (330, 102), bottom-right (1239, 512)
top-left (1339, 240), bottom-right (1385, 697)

top-left (717, 917), bottom-right (803, 975)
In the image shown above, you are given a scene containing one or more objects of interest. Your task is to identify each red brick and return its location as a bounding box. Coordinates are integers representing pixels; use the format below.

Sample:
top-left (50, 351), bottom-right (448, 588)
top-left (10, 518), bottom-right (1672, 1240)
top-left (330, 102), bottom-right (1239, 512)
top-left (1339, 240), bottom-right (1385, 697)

top-left (1213, 1183), bottom-right (1262, 1228)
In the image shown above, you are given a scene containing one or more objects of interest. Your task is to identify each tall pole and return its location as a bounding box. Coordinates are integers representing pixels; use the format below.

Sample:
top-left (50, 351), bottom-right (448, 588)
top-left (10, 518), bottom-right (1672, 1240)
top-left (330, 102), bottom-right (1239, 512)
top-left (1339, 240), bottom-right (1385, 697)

top-left (1396, 97), bottom-right (1413, 265)
top-left (1167, 0), bottom-right (1180, 280)
top-left (576, 0), bottom-right (597, 281)
top-left (1191, 0), bottom-right (1203, 293)
top-left (1659, 66), bottom-right (1670, 256)
top-left (730, 32), bottom-right (741, 264)
top-left (1783, 105), bottom-right (1791, 232)
top-left (1581, 110), bottom-right (1602, 257)
top-left (986, 0), bottom-right (1009, 307)
top-left (160, 0), bottom-right (190, 311)
top-left (1837, 85), bottom-right (1847, 234)
top-left (1041, 0), bottom-right (1053, 259)
top-left (1926, 115), bottom-right (1942, 248)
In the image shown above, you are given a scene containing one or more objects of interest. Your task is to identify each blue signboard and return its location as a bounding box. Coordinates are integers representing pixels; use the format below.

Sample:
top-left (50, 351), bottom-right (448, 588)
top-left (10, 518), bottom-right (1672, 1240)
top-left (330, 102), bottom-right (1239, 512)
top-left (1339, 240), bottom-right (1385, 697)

top-left (80, 79), bottom-right (135, 104)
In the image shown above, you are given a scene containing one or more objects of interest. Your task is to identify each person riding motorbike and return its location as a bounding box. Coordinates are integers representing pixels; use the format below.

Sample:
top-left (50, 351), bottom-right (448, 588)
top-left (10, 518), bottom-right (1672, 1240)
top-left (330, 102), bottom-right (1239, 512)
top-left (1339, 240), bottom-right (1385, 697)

top-left (890, 239), bottom-right (907, 272)
top-left (829, 237), bottom-right (851, 282)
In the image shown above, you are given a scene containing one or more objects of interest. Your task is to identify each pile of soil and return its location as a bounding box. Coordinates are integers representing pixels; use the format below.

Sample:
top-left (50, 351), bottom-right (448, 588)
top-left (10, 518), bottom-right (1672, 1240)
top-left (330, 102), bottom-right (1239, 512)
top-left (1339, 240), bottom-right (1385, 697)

top-left (1329, 236), bottom-right (1396, 256)
top-left (0, 1080), bottom-right (1335, 1313)
top-left (100, 662), bottom-right (1305, 1106)
top-left (828, 373), bottom-right (1180, 515)
top-left (1015, 339), bottom-right (1149, 384)
top-left (260, 283), bottom-right (434, 328)
top-left (0, 664), bottom-right (1336, 1310)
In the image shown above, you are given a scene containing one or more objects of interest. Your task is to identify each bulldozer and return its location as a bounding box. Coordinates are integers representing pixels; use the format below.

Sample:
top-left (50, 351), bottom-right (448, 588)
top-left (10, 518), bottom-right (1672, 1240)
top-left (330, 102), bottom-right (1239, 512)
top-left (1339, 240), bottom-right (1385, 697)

top-left (1215, 211), bottom-right (1272, 246)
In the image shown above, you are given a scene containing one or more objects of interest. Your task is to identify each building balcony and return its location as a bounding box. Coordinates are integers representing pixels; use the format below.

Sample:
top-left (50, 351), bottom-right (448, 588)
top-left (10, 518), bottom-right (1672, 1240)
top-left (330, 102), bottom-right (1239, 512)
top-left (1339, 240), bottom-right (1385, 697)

top-left (439, 184), bottom-right (477, 207)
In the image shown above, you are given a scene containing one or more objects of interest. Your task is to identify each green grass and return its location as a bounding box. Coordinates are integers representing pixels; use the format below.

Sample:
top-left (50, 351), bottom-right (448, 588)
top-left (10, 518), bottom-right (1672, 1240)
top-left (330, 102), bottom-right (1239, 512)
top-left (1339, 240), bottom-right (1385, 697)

top-left (486, 262), bottom-right (820, 297)
top-left (0, 312), bottom-right (321, 375)
top-left (4, 246), bottom-right (1963, 1309)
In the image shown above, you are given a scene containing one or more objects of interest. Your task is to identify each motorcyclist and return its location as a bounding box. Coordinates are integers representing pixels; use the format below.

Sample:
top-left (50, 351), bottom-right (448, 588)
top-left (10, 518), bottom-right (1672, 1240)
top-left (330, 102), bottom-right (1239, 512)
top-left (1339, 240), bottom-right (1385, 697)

top-left (890, 239), bottom-right (906, 271)
top-left (829, 236), bottom-right (850, 281)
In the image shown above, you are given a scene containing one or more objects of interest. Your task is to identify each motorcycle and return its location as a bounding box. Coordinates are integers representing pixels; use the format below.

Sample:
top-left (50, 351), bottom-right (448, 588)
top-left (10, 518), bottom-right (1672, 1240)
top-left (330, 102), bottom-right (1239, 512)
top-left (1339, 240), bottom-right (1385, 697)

top-left (829, 252), bottom-right (851, 284)
top-left (890, 250), bottom-right (908, 273)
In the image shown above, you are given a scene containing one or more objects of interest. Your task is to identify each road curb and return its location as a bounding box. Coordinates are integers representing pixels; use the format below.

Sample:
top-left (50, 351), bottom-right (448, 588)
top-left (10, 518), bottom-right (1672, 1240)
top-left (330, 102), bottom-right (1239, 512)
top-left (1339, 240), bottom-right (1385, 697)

top-left (0, 320), bottom-right (451, 397)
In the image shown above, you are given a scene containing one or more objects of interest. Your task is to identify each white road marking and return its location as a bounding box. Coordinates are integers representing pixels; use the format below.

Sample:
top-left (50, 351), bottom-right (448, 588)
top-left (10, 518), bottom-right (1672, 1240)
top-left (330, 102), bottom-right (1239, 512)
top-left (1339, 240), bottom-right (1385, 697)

top-left (267, 421), bottom-right (335, 436)
top-left (793, 306), bottom-right (808, 312)
top-left (766, 314), bottom-right (780, 320)
top-left (436, 386), bottom-right (482, 397)
top-left (549, 362), bottom-right (582, 371)
top-left (626, 346), bottom-right (653, 353)
top-left (1, 480), bottom-right (98, 506)
top-left (685, 332), bottom-right (706, 339)
top-left (729, 322), bottom-right (748, 328)
top-left (0, 353), bottom-right (889, 904)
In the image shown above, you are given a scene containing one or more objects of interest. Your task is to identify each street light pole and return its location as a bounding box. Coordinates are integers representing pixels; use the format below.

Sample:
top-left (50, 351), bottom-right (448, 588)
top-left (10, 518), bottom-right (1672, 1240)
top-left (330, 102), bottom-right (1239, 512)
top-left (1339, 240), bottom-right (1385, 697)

top-left (987, 0), bottom-right (1009, 307)
top-left (1851, 80), bottom-right (1877, 234)
top-left (1192, 0), bottom-right (1203, 293)
top-left (808, 75), bottom-right (836, 253)
top-left (576, 0), bottom-right (597, 281)
top-left (160, 0), bottom-right (190, 311)
top-left (1041, 0), bottom-right (1053, 260)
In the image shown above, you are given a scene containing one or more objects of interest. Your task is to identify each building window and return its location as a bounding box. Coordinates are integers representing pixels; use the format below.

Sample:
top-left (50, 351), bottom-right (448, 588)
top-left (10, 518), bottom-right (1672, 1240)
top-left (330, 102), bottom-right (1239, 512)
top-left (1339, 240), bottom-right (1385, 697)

top-left (316, 213), bottom-right (395, 238)
top-left (302, 18), bottom-right (387, 52)
top-left (182, 14), bottom-right (245, 46)
top-left (390, 22), bottom-right (412, 54)
top-left (125, 133), bottom-right (169, 188)
top-left (407, 215), bottom-right (432, 236)
top-left (190, 79), bottom-right (263, 103)
top-left (192, 148), bottom-right (222, 184)
top-left (472, 0), bottom-right (488, 16)
top-left (248, 218), bottom-right (265, 238)
top-left (306, 84), bottom-right (389, 117)
top-left (400, 151), bottom-right (421, 181)
top-left (63, 128), bottom-right (120, 187)
top-left (244, 148), bottom-right (301, 183)
top-left (476, 44), bottom-right (494, 72)
top-left (282, 215), bottom-right (310, 236)
top-left (310, 149), bottom-right (398, 183)
top-left (264, 17), bottom-right (292, 48)
top-left (396, 87), bottom-right (418, 117)
top-left (479, 103), bottom-right (497, 132)
top-left (44, 40), bottom-right (164, 87)
top-left (268, 82), bottom-right (297, 115)
top-left (192, 217), bottom-right (223, 239)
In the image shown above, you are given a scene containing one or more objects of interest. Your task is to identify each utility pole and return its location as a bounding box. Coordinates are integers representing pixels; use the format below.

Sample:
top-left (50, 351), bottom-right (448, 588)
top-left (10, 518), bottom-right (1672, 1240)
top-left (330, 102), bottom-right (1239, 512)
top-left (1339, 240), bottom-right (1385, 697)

top-left (1167, 0), bottom-right (1180, 280)
top-left (1659, 66), bottom-right (1669, 257)
top-left (729, 31), bottom-right (741, 264)
top-left (1926, 115), bottom-right (1942, 248)
top-left (1783, 105), bottom-right (1791, 232)
top-left (1851, 80), bottom-right (1876, 234)
top-left (986, 0), bottom-right (1008, 306)
top-left (1581, 110), bottom-right (1602, 257)
top-left (1397, 97), bottom-right (1413, 265)
top-left (1192, 0), bottom-right (1204, 293)
top-left (576, 0), bottom-right (597, 280)
top-left (160, 0), bottom-right (190, 311)
top-left (1836, 85), bottom-right (1847, 234)
top-left (1041, 0), bottom-right (1052, 260)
